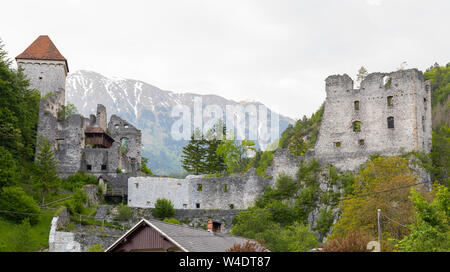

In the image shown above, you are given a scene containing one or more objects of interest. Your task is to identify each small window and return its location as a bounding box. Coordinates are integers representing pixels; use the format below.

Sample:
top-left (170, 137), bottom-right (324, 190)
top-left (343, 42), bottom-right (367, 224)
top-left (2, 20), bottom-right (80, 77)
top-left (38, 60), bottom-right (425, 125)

top-left (359, 139), bottom-right (365, 146)
top-left (422, 116), bottom-right (425, 132)
top-left (38, 76), bottom-right (43, 80)
top-left (383, 76), bottom-right (392, 87)
top-left (424, 98), bottom-right (427, 110)
top-left (87, 165), bottom-right (92, 171)
top-left (183, 204), bottom-right (187, 208)
top-left (196, 203), bottom-right (200, 209)
top-left (114, 124), bottom-right (119, 129)
top-left (124, 124), bottom-right (129, 129)
top-left (229, 204), bottom-right (234, 210)
top-left (353, 121), bottom-right (361, 132)
top-left (387, 117), bottom-right (395, 129)
top-left (135, 183), bottom-right (139, 189)
top-left (101, 165), bottom-right (107, 170)
top-left (224, 184), bottom-right (228, 192)
top-left (197, 184), bottom-right (202, 191)
top-left (335, 142), bottom-right (341, 148)
top-left (387, 96), bottom-right (393, 106)
top-left (354, 101), bottom-right (360, 110)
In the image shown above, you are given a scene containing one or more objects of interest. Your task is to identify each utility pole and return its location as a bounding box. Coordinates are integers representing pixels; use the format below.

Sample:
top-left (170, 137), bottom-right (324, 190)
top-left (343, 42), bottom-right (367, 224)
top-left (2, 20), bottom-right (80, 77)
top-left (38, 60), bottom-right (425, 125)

top-left (377, 209), bottom-right (381, 251)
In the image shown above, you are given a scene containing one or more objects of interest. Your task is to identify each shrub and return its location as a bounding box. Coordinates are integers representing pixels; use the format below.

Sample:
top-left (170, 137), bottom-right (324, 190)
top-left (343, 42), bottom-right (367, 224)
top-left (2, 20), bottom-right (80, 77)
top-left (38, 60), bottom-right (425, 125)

top-left (67, 188), bottom-right (87, 215)
top-left (152, 198), bottom-right (175, 219)
top-left (0, 186), bottom-right (40, 224)
top-left (163, 218), bottom-right (181, 225)
top-left (115, 204), bottom-right (133, 221)
top-left (321, 230), bottom-right (372, 252)
top-left (88, 244), bottom-right (105, 252)
top-left (62, 171), bottom-right (97, 191)
top-left (226, 240), bottom-right (268, 252)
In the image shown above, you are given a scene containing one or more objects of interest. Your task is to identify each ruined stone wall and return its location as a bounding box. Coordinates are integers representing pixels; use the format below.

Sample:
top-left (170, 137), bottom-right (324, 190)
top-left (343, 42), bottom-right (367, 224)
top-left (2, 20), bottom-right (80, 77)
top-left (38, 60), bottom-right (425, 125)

top-left (108, 115), bottom-right (142, 172)
top-left (128, 169), bottom-right (269, 210)
top-left (315, 69), bottom-right (432, 171)
top-left (267, 149), bottom-right (302, 186)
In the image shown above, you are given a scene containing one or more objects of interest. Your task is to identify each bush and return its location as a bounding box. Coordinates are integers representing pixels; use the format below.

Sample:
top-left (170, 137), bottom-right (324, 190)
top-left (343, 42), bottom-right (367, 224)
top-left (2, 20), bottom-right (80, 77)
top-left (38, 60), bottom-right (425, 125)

top-left (152, 198), bottom-right (175, 219)
top-left (226, 240), bottom-right (267, 252)
top-left (321, 230), bottom-right (372, 252)
top-left (163, 218), bottom-right (181, 225)
top-left (115, 204), bottom-right (133, 221)
top-left (62, 171), bottom-right (97, 191)
top-left (67, 188), bottom-right (87, 215)
top-left (0, 186), bottom-right (40, 224)
top-left (88, 243), bottom-right (105, 252)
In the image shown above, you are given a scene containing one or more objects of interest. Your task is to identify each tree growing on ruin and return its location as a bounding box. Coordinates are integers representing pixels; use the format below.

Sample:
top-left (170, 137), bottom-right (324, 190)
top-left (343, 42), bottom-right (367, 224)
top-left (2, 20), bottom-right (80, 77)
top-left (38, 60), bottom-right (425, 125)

top-left (356, 66), bottom-right (368, 88)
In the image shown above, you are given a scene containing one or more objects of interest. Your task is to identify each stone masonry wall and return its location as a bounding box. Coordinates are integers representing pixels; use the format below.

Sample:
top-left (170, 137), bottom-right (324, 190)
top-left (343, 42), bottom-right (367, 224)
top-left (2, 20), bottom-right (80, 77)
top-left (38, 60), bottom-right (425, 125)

top-left (315, 69), bottom-right (432, 171)
top-left (128, 168), bottom-right (269, 210)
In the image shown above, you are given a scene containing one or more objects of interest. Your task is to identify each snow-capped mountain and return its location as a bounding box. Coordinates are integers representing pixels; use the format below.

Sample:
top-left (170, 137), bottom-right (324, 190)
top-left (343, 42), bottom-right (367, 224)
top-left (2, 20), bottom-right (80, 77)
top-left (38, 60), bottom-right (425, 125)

top-left (66, 70), bottom-right (294, 175)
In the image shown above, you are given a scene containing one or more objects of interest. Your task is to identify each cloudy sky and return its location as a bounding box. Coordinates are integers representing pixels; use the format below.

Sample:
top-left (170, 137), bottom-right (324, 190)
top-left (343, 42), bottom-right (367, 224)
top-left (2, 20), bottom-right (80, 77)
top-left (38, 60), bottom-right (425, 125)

top-left (1, 0), bottom-right (448, 119)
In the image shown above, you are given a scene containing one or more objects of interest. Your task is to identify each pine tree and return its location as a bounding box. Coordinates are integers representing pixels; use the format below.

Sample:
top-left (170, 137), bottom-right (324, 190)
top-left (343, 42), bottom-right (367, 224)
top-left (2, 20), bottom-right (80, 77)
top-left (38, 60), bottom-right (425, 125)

top-left (181, 128), bottom-right (207, 174)
top-left (33, 136), bottom-right (59, 204)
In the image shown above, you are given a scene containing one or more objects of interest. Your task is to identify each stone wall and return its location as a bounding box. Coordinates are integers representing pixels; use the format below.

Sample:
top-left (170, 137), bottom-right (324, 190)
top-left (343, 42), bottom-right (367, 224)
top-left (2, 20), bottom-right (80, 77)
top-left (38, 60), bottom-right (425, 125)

top-left (128, 168), bottom-right (269, 210)
top-left (315, 69), bottom-right (432, 171)
top-left (16, 59), bottom-right (67, 99)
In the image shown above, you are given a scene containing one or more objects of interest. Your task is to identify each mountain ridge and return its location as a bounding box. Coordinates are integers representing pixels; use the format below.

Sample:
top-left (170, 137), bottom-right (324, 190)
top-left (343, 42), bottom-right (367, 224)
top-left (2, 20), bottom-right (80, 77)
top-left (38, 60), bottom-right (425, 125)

top-left (66, 70), bottom-right (294, 174)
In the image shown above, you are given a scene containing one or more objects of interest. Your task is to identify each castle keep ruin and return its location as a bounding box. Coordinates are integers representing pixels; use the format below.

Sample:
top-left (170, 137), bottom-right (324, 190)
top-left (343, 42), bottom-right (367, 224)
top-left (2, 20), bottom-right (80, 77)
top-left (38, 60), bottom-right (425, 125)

top-left (16, 35), bottom-right (142, 180)
top-left (315, 69), bottom-right (432, 170)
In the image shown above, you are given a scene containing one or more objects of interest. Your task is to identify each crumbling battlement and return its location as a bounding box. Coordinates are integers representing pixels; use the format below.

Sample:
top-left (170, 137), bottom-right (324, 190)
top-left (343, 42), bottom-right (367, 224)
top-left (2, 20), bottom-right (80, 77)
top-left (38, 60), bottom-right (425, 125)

top-left (316, 68), bottom-right (432, 170)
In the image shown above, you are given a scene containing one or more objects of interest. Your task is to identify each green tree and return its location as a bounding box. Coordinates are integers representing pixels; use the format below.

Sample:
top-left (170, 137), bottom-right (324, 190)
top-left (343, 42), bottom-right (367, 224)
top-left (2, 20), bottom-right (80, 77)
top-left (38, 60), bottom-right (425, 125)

top-left (62, 171), bottom-right (97, 191)
top-left (216, 137), bottom-right (256, 174)
top-left (152, 198), bottom-right (175, 219)
top-left (0, 146), bottom-right (18, 189)
top-left (395, 184), bottom-right (450, 252)
top-left (275, 222), bottom-right (319, 252)
top-left (0, 186), bottom-right (40, 224)
top-left (181, 128), bottom-right (207, 174)
top-left (33, 136), bottom-right (60, 204)
top-left (356, 66), bottom-right (368, 88)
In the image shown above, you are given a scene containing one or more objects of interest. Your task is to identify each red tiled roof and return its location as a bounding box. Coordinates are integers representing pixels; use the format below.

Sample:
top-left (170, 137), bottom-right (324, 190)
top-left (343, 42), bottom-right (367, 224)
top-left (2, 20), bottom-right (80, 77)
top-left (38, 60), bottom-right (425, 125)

top-left (16, 35), bottom-right (68, 66)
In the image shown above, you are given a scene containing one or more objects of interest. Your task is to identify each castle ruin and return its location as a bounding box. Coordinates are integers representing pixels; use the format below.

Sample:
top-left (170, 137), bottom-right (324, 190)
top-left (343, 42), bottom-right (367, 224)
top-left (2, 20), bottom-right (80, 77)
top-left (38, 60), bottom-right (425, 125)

top-left (16, 35), bottom-right (142, 182)
top-left (315, 69), bottom-right (432, 170)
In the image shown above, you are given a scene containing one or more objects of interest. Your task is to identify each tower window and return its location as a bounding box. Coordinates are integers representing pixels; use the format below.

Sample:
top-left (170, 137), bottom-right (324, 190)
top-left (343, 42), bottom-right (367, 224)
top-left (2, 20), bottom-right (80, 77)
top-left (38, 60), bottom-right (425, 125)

top-left (354, 101), bottom-right (360, 110)
top-left (335, 142), bottom-right (341, 147)
top-left (196, 203), bottom-right (200, 209)
top-left (422, 116), bottom-right (425, 132)
top-left (353, 121), bottom-right (361, 132)
top-left (387, 96), bottom-right (393, 106)
top-left (38, 76), bottom-right (43, 80)
top-left (197, 184), bottom-right (202, 191)
top-left (101, 165), bottom-right (107, 170)
top-left (87, 165), bottom-right (92, 171)
top-left (359, 139), bottom-right (365, 146)
top-left (229, 204), bottom-right (234, 209)
top-left (387, 117), bottom-right (395, 129)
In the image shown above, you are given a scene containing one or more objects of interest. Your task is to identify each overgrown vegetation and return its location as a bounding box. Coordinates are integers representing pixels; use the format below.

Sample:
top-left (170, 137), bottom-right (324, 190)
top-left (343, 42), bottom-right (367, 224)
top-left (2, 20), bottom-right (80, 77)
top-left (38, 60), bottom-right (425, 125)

top-left (152, 198), bottom-right (175, 219)
top-left (278, 104), bottom-right (324, 156)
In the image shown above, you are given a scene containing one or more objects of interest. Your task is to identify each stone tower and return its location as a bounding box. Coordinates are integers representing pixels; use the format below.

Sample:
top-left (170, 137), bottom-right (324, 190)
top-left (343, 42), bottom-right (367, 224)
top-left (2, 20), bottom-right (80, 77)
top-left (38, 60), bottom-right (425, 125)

top-left (16, 35), bottom-right (70, 157)
top-left (15, 35), bottom-right (68, 104)
top-left (315, 69), bottom-right (432, 171)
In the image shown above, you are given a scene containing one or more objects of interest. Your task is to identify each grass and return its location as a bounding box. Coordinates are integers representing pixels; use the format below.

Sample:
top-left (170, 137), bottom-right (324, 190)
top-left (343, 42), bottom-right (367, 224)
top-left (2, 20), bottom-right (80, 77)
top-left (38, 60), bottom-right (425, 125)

top-left (0, 209), bottom-right (55, 252)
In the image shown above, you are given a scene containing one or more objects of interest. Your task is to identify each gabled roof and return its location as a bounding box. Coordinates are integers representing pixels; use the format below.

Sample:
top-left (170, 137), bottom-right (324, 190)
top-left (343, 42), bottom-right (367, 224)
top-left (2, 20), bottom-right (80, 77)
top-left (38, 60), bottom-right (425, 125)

top-left (16, 35), bottom-right (69, 72)
top-left (106, 219), bottom-right (252, 252)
